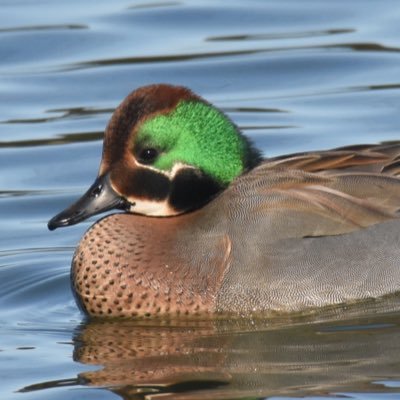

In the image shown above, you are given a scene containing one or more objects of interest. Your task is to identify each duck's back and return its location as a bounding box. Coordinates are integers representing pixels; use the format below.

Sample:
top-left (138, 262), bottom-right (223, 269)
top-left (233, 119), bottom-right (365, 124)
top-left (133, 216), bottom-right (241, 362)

top-left (209, 143), bottom-right (400, 313)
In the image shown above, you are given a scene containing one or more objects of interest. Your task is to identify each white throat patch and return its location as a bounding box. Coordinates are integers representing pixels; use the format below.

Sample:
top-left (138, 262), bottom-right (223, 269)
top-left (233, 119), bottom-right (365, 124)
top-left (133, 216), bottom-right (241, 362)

top-left (129, 198), bottom-right (178, 216)
top-left (126, 161), bottom-right (196, 216)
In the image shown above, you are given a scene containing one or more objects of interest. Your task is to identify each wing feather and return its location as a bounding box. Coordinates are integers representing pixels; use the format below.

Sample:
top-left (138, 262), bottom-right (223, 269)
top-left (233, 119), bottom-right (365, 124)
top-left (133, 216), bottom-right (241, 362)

top-left (211, 143), bottom-right (400, 239)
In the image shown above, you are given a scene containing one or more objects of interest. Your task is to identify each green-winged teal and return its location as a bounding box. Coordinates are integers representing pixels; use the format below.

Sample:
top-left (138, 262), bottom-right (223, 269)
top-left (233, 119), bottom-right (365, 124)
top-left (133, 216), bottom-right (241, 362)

top-left (48, 84), bottom-right (400, 318)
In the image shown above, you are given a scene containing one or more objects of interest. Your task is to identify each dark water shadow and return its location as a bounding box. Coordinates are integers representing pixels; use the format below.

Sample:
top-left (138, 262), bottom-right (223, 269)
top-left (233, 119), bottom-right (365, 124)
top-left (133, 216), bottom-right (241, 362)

top-left (206, 28), bottom-right (355, 42)
top-left (2, 106), bottom-right (113, 125)
top-left (127, 1), bottom-right (182, 10)
top-left (54, 41), bottom-right (400, 74)
top-left (0, 131), bottom-right (103, 148)
top-left (0, 24), bottom-right (87, 34)
top-left (19, 298), bottom-right (400, 400)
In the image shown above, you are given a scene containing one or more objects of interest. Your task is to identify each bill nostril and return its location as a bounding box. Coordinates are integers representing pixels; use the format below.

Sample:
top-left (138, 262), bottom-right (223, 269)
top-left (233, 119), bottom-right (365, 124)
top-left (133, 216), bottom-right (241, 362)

top-left (91, 185), bottom-right (103, 198)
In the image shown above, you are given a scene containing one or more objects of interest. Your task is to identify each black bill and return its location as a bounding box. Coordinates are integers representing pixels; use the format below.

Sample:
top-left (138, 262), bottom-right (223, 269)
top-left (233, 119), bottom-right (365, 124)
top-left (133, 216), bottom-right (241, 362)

top-left (48, 173), bottom-right (131, 231)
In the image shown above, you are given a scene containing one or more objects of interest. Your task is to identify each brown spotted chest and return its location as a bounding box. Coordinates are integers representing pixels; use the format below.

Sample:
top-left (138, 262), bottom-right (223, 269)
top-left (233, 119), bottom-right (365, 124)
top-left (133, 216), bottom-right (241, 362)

top-left (71, 213), bottom-right (227, 317)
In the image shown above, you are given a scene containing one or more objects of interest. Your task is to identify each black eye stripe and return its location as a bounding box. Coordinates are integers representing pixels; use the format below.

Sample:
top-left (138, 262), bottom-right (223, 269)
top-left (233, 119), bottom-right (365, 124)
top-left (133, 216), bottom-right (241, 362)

top-left (122, 167), bottom-right (170, 200)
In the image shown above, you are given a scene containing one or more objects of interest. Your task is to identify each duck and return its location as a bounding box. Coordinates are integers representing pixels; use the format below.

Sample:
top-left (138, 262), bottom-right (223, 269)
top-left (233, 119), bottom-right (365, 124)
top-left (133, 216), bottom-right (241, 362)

top-left (48, 84), bottom-right (400, 318)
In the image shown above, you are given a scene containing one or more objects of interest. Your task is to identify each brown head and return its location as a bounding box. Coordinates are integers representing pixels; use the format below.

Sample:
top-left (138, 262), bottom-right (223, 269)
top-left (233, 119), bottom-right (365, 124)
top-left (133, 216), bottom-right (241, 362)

top-left (48, 84), bottom-right (261, 229)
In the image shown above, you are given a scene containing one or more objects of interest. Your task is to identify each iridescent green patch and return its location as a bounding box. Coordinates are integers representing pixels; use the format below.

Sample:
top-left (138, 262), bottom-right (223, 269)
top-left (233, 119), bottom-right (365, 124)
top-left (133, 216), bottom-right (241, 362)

top-left (137, 100), bottom-right (249, 185)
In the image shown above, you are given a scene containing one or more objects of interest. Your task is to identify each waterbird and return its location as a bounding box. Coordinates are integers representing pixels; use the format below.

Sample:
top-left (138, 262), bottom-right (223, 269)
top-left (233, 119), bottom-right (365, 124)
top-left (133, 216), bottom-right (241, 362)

top-left (48, 84), bottom-right (400, 318)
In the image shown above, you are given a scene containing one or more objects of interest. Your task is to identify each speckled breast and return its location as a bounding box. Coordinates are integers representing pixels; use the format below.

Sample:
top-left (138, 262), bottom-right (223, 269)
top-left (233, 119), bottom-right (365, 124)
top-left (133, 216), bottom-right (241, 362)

top-left (71, 213), bottom-right (229, 318)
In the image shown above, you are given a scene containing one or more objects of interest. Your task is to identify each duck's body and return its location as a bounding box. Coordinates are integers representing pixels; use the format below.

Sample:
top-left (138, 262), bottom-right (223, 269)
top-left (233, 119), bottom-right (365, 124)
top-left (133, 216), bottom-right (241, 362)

top-left (49, 84), bottom-right (400, 318)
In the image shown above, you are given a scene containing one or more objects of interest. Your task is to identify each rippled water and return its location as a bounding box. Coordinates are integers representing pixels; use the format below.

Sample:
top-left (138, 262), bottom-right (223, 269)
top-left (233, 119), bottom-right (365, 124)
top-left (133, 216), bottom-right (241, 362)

top-left (1, 1), bottom-right (400, 399)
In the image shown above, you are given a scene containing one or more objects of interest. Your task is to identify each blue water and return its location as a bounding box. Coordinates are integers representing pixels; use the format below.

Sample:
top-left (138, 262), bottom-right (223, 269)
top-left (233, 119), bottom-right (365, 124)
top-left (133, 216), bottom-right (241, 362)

top-left (1, 1), bottom-right (400, 399)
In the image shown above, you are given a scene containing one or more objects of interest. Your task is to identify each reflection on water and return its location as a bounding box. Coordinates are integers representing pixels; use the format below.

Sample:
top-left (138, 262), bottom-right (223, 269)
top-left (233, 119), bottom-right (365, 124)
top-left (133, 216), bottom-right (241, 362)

top-left (207, 29), bottom-right (356, 42)
top-left (21, 300), bottom-right (400, 399)
top-left (0, 24), bottom-right (87, 33)
top-left (3, 106), bottom-right (113, 124)
top-left (59, 41), bottom-right (400, 73)
top-left (1, 0), bottom-right (400, 399)
top-left (0, 131), bottom-right (103, 148)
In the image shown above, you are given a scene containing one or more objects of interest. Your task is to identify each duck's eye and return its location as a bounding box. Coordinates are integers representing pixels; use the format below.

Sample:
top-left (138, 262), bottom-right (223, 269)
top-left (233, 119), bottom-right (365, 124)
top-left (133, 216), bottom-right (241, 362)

top-left (138, 147), bottom-right (159, 164)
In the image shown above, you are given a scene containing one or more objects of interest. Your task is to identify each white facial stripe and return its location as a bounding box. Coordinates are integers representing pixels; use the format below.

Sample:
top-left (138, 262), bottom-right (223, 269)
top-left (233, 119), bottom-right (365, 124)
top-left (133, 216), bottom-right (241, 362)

top-left (129, 198), bottom-right (179, 216)
top-left (133, 158), bottom-right (170, 177)
top-left (133, 158), bottom-right (196, 179)
top-left (121, 159), bottom-right (199, 216)
top-left (170, 162), bottom-right (196, 178)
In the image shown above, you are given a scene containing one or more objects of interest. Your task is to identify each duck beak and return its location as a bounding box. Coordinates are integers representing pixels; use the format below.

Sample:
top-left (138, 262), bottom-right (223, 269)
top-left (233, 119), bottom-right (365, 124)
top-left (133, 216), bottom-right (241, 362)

top-left (48, 173), bottom-right (131, 231)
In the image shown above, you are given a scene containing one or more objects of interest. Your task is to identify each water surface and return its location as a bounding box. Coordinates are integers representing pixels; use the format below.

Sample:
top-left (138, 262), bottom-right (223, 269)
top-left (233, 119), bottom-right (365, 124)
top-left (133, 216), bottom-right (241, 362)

top-left (1, 1), bottom-right (400, 399)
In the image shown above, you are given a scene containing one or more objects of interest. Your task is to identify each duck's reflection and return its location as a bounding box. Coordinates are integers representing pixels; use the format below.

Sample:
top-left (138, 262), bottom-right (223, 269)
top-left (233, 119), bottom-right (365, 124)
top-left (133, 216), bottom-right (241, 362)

top-left (72, 300), bottom-right (400, 400)
top-left (74, 318), bottom-right (231, 389)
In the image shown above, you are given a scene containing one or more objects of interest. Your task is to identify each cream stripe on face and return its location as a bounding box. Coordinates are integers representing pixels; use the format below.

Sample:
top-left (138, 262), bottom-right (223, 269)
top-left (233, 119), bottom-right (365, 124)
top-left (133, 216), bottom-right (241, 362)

top-left (120, 160), bottom-right (198, 216)
top-left (128, 198), bottom-right (177, 216)
top-left (133, 158), bottom-right (196, 179)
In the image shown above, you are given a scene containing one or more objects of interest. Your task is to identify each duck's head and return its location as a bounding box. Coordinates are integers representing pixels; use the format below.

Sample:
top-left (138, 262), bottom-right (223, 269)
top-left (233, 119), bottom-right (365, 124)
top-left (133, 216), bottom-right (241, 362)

top-left (48, 84), bottom-right (261, 230)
